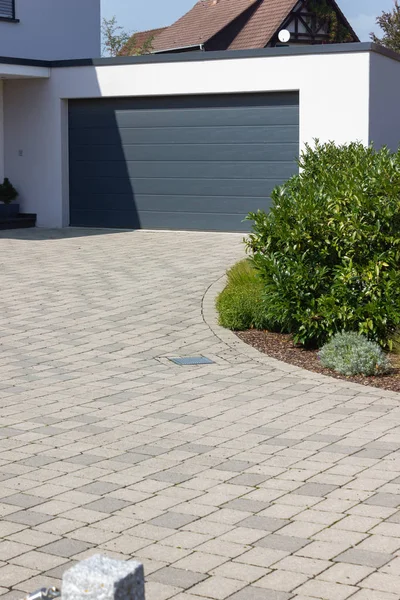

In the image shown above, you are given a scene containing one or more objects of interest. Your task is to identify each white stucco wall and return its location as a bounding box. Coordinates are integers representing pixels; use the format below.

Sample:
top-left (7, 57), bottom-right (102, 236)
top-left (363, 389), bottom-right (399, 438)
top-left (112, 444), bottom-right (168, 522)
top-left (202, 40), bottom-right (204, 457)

top-left (4, 50), bottom-right (371, 227)
top-left (0, 0), bottom-right (101, 60)
top-left (369, 52), bottom-right (400, 151)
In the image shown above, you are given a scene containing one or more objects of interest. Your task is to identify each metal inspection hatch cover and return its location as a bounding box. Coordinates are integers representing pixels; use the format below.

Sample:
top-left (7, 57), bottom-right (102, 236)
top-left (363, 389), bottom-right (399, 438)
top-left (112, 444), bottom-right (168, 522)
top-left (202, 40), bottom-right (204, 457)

top-left (169, 357), bottom-right (215, 366)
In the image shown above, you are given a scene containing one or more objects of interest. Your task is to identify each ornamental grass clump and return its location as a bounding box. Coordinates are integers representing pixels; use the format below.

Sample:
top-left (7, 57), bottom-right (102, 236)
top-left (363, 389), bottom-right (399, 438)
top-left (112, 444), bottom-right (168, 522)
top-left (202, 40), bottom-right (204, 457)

top-left (216, 260), bottom-right (268, 331)
top-left (246, 141), bottom-right (400, 349)
top-left (318, 332), bottom-right (391, 376)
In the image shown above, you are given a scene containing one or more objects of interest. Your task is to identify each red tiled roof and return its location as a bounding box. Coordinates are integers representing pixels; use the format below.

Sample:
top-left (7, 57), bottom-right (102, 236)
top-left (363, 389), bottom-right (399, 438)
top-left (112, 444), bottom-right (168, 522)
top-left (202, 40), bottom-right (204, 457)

top-left (130, 0), bottom-right (359, 54)
top-left (228, 0), bottom-right (297, 49)
top-left (152, 0), bottom-right (260, 52)
top-left (130, 27), bottom-right (167, 50)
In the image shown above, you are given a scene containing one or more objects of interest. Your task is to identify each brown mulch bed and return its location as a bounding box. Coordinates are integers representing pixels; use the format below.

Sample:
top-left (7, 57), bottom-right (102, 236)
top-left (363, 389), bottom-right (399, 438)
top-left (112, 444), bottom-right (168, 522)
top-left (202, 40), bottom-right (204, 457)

top-left (236, 330), bottom-right (400, 394)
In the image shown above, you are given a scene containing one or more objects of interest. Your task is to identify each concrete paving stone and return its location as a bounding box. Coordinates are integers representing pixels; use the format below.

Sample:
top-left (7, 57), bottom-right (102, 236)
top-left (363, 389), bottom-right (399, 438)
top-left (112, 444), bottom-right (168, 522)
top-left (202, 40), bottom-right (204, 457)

top-left (217, 461), bottom-right (256, 473)
top-left (356, 535), bottom-right (400, 554)
top-left (360, 572), bottom-right (400, 594)
top-left (0, 564), bottom-right (40, 587)
top-left (65, 454), bottom-right (104, 466)
top-left (228, 474), bottom-right (268, 487)
top-left (136, 543), bottom-right (191, 564)
top-left (151, 472), bottom-right (192, 484)
top-left (36, 517), bottom-right (84, 535)
top-left (107, 452), bottom-right (148, 465)
top-left (100, 534), bottom-right (153, 554)
top-left (58, 507), bottom-right (110, 524)
top-left (277, 521), bottom-right (324, 538)
top-left (356, 449), bottom-right (393, 459)
top-left (91, 515), bottom-right (140, 533)
top-left (334, 548), bottom-right (393, 568)
top-left (148, 567), bottom-right (207, 589)
top-left (39, 538), bottom-right (91, 558)
top-left (229, 587), bottom-right (291, 600)
top-left (333, 516), bottom-right (380, 532)
top-left (149, 512), bottom-right (199, 529)
top-left (222, 499), bottom-right (269, 513)
top-left (0, 524), bottom-right (29, 543)
top-left (0, 541), bottom-right (34, 561)
top-left (6, 529), bottom-right (59, 547)
top-left (189, 576), bottom-right (246, 599)
top-left (0, 592), bottom-right (27, 600)
top-left (180, 444), bottom-right (221, 455)
top-left (349, 591), bottom-right (399, 600)
top-left (272, 555), bottom-right (332, 576)
top-left (318, 563), bottom-right (374, 585)
top-left (236, 548), bottom-right (288, 568)
top-left (173, 552), bottom-right (228, 574)
top-left (210, 562), bottom-right (266, 583)
top-left (254, 570), bottom-right (308, 592)
top-left (76, 482), bottom-right (122, 495)
top-left (83, 497), bottom-right (130, 513)
top-left (238, 516), bottom-right (289, 532)
top-left (196, 540), bottom-right (248, 559)
top-left (297, 541), bottom-right (351, 560)
top-left (145, 581), bottom-right (181, 600)
top-left (10, 550), bottom-right (68, 571)
top-left (255, 534), bottom-right (310, 553)
top-left (295, 579), bottom-right (358, 600)
top-left (293, 483), bottom-right (338, 497)
top-left (6, 510), bottom-right (54, 526)
top-left (364, 494), bottom-right (400, 508)
top-left (380, 556), bottom-right (400, 576)
top-left (13, 575), bottom-right (61, 594)
top-left (44, 560), bottom-right (78, 579)
top-left (160, 530), bottom-right (213, 549)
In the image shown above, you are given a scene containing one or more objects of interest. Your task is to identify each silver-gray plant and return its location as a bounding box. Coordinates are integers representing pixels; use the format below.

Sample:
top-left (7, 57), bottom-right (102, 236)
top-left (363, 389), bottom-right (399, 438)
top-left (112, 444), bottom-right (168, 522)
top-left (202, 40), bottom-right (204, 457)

top-left (318, 332), bottom-right (391, 377)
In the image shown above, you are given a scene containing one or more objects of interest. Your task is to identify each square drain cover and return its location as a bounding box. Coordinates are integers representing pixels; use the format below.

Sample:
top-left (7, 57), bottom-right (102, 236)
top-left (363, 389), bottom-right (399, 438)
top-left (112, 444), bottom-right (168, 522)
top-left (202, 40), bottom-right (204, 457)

top-left (169, 356), bottom-right (215, 366)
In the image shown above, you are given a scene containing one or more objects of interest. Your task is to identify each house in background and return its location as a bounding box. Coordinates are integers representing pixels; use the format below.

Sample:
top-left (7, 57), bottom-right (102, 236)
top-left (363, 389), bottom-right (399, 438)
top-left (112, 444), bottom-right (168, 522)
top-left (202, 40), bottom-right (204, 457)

top-left (0, 0), bottom-right (399, 234)
top-left (130, 0), bottom-right (359, 55)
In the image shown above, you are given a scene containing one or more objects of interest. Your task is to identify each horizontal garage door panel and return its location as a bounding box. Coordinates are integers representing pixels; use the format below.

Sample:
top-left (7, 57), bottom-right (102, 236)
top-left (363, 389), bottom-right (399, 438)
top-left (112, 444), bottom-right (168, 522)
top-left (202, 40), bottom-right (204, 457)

top-left (69, 195), bottom-right (273, 214)
top-left (71, 177), bottom-right (283, 198)
top-left (69, 107), bottom-right (299, 129)
top-left (69, 93), bottom-right (299, 232)
top-left (72, 140), bottom-right (298, 162)
top-left (71, 210), bottom-right (267, 232)
top-left (71, 160), bottom-right (296, 180)
top-left (70, 127), bottom-right (298, 146)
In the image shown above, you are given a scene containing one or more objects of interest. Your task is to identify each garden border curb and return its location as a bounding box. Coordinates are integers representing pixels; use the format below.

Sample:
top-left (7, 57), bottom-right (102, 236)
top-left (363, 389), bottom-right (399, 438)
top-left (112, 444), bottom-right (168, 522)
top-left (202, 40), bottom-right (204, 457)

top-left (202, 274), bottom-right (400, 399)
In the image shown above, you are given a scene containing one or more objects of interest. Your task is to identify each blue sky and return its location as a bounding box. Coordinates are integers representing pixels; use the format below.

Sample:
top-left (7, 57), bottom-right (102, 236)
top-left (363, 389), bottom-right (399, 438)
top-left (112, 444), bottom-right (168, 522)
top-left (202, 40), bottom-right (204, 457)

top-left (101, 0), bottom-right (393, 42)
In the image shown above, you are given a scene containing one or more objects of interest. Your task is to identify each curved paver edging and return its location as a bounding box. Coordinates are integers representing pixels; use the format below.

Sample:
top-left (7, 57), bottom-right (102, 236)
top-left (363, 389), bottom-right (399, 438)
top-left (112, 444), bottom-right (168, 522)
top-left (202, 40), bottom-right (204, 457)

top-left (202, 274), bottom-right (400, 399)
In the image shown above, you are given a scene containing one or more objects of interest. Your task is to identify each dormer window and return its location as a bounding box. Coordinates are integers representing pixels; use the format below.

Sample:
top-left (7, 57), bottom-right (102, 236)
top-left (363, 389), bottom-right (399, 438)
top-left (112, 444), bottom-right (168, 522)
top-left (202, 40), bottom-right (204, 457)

top-left (0, 0), bottom-right (15, 20)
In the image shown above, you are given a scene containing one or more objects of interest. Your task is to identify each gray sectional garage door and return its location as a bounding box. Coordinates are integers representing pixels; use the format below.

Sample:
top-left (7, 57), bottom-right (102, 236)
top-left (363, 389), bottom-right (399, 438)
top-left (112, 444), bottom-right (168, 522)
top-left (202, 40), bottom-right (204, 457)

top-left (68, 93), bottom-right (299, 232)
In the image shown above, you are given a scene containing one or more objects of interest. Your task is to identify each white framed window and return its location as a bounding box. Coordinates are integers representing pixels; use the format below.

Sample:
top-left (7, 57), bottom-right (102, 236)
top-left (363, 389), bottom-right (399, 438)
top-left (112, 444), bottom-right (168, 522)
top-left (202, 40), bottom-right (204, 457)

top-left (0, 0), bottom-right (15, 19)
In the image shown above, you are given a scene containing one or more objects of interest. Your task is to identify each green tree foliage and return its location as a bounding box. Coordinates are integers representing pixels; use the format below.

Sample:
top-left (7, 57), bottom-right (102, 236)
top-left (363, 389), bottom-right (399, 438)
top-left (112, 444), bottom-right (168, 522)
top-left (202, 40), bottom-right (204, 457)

top-left (371, 1), bottom-right (400, 53)
top-left (246, 142), bottom-right (400, 349)
top-left (102, 17), bottom-right (154, 57)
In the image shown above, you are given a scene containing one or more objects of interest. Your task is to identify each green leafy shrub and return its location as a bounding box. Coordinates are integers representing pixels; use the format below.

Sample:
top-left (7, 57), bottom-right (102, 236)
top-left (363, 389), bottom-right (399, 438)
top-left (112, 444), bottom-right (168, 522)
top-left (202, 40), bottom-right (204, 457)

top-left (216, 260), bottom-right (268, 330)
top-left (318, 332), bottom-right (391, 376)
top-left (392, 330), bottom-right (400, 355)
top-left (0, 178), bottom-right (18, 205)
top-left (246, 141), bottom-right (400, 348)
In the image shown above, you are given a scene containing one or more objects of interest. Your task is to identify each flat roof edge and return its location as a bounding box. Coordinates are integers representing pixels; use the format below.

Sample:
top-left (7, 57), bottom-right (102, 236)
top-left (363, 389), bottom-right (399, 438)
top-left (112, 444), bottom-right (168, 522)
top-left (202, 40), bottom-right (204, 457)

top-left (0, 42), bottom-right (399, 69)
top-left (0, 56), bottom-right (48, 67)
top-left (50, 42), bottom-right (400, 67)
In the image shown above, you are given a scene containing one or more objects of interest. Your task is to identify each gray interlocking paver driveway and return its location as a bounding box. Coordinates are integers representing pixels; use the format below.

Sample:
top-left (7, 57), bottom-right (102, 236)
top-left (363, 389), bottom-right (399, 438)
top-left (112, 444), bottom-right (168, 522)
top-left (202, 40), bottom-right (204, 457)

top-left (0, 229), bottom-right (400, 600)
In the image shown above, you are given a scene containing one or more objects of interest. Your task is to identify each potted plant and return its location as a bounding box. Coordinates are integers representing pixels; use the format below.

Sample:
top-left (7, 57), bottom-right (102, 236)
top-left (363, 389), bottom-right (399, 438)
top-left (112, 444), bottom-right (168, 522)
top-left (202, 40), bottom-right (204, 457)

top-left (0, 178), bottom-right (19, 219)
